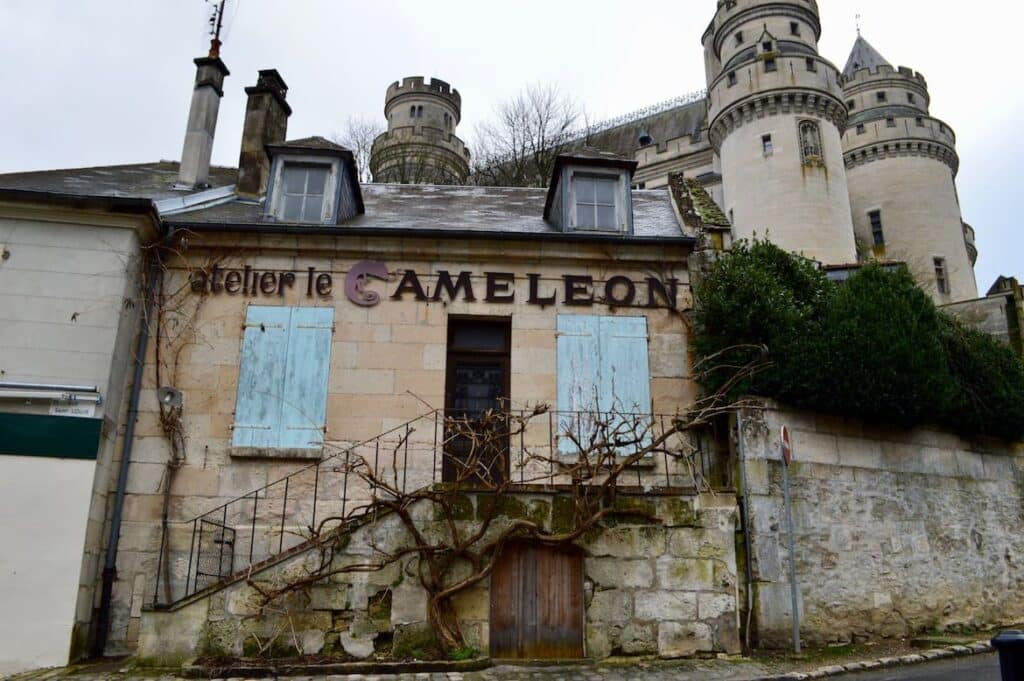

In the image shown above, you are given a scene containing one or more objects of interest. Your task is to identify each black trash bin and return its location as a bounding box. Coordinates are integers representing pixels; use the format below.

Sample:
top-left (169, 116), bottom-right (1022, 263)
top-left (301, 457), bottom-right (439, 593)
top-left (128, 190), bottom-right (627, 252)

top-left (991, 631), bottom-right (1024, 681)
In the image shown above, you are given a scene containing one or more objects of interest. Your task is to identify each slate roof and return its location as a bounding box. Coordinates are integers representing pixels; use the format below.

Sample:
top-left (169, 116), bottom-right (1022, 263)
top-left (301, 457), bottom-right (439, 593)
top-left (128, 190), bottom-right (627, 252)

top-left (579, 99), bottom-right (708, 157)
top-left (843, 36), bottom-right (892, 78)
top-left (168, 183), bottom-right (690, 241)
top-left (269, 136), bottom-right (352, 153)
top-left (0, 161), bottom-right (236, 201)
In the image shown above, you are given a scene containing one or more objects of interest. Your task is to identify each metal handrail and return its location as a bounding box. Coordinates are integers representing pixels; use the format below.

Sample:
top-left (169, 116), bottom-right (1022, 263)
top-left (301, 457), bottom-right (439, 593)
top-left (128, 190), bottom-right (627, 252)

top-left (152, 408), bottom-right (724, 607)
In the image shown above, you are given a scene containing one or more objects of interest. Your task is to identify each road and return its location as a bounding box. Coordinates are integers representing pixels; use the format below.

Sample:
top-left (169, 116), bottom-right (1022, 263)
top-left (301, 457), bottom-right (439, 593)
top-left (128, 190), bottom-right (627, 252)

top-left (830, 652), bottom-right (1001, 681)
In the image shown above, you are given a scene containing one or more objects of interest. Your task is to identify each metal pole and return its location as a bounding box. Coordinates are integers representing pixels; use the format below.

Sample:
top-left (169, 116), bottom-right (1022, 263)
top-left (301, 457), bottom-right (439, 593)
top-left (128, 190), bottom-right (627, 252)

top-left (781, 457), bottom-right (801, 654)
top-left (432, 410), bottom-right (438, 483)
top-left (279, 477), bottom-right (289, 553)
top-left (311, 463), bottom-right (320, 531)
top-left (249, 491), bottom-right (258, 564)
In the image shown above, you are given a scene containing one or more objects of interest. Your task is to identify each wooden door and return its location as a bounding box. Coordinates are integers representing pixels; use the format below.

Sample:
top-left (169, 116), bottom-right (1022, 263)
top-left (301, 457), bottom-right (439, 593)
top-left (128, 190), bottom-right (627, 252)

top-left (490, 543), bottom-right (585, 659)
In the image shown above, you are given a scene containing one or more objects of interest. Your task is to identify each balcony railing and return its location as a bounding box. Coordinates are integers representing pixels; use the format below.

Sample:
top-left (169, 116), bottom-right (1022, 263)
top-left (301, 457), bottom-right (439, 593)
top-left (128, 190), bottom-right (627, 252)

top-left (152, 408), bottom-right (730, 608)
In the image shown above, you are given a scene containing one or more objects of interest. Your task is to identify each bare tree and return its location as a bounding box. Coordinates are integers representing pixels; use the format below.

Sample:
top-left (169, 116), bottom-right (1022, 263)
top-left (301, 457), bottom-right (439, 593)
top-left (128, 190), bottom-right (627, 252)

top-left (244, 347), bottom-right (767, 655)
top-left (471, 83), bottom-right (584, 188)
top-left (333, 116), bottom-right (384, 184)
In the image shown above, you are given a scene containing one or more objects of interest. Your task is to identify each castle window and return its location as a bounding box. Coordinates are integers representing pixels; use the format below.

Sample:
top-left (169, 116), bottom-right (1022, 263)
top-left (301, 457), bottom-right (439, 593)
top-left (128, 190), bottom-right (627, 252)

top-left (573, 175), bottom-right (620, 231)
top-left (790, 21), bottom-right (800, 36)
top-left (764, 58), bottom-right (777, 72)
top-left (762, 134), bottom-right (774, 155)
top-left (727, 71), bottom-right (737, 87)
top-left (876, 91), bottom-right (887, 103)
top-left (934, 257), bottom-right (950, 295)
top-left (847, 99), bottom-right (855, 111)
top-left (907, 93), bottom-right (917, 104)
top-left (916, 117), bottom-right (925, 127)
top-left (410, 105), bottom-right (416, 118)
top-left (735, 31), bottom-right (744, 46)
top-left (799, 120), bottom-right (823, 164)
top-left (856, 124), bottom-right (865, 135)
top-left (886, 117), bottom-right (896, 128)
top-left (869, 210), bottom-right (885, 246)
top-left (762, 41), bottom-right (773, 52)
top-left (806, 58), bottom-right (817, 72)
top-left (279, 163), bottom-right (329, 223)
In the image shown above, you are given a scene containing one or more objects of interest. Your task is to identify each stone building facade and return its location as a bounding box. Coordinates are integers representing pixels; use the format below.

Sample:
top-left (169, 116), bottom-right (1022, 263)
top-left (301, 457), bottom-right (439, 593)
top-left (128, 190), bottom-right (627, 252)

top-left (0, 0), bottom-right (1021, 674)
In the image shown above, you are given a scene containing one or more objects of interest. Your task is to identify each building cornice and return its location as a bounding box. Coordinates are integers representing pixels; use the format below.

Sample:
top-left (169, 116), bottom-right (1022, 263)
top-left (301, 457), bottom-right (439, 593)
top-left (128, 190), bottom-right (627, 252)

top-left (709, 90), bottom-right (847, 151)
top-left (843, 138), bottom-right (959, 175)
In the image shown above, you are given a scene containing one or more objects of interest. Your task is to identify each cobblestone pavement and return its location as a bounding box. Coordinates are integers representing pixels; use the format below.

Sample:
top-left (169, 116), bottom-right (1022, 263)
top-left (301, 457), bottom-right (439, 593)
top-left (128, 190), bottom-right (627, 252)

top-left (8, 660), bottom-right (771, 681)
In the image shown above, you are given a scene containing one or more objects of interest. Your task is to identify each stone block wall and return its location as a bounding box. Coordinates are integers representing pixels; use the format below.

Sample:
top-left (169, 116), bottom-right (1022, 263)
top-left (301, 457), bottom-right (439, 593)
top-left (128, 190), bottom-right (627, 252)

top-left (138, 491), bottom-right (741, 663)
top-left (111, 233), bottom-right (698, 654)
top-left (737, 400), bottom-right (1024, 647)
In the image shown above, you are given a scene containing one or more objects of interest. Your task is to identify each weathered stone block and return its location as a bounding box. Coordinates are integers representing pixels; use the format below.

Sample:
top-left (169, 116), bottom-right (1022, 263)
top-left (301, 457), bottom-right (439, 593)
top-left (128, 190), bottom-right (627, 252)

top-left (586, 624), bottom-right (612, 659)
top-left (668, 528), bottom-right (732, 559)
top-left (635, 591), bottom-right (697, 621)
top-left (295, 629), bottom-right (325, 655)
top-left (310, 584), bottom-right (348, 611)
top-left (587, 589), bottom-right (632, 623)
top-left (698, 593), bottom-right (736, 620)
top-left (585, 558), bottom-right (654, 589)
top-left (340, 631), bottom-right (375, 659)
top-left (657, 621), bottom-right (713, 658)
top-left (390, 579), bottom-right (427, 626)
top-left (655, 556), bottom-right (715, 590)
top-left (620, 621), bottom-right (658, 655)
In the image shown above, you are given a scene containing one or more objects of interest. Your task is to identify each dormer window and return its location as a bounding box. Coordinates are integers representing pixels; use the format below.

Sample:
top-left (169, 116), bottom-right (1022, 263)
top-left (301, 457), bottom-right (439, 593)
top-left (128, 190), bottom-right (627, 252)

top-left (574, 175), bottom-right (618, 230)
top-left (280, 164), bottom-right (328, 222)
top-left (543, 152), bottom-right (636, 234)
top-left (762, 41), bottom-right (773, 52)
top-left (265, 137), bottom-right (365, 225)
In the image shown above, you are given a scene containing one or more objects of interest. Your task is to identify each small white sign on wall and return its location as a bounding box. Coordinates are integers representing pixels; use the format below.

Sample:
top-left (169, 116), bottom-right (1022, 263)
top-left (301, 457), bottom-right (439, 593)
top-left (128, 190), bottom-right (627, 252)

top-left (49, 403), bottom-right (96, 418)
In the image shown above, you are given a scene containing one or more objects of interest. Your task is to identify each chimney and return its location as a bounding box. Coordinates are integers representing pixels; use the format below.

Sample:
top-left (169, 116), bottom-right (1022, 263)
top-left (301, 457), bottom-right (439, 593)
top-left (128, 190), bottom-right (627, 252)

top-left (177, 56), bottom-right (230, 188)
top-left (236, 69), bottom-right (291, 197)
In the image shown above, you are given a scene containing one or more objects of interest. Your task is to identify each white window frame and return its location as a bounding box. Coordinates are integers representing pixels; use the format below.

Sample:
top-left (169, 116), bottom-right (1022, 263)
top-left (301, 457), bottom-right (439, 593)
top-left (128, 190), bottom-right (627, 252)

top-left (934, 257), bottom-right (950, 295)
top-left (267, 154), bottom-right (341, 224)
top-left (567, 169), bottom-right (628, 233)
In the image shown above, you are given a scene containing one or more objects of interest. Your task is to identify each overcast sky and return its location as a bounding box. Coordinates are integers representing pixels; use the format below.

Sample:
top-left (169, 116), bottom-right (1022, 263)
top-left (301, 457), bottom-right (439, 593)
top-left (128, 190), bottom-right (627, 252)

top-left (0, 1), bottom-right (1019, 287)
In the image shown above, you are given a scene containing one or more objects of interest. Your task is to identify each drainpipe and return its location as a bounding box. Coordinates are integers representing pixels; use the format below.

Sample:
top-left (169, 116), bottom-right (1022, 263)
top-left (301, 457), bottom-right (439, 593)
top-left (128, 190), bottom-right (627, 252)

top-left (92, 254), bottom-right (162, 657)
top-left (736, 410), bottom-right (756, 652)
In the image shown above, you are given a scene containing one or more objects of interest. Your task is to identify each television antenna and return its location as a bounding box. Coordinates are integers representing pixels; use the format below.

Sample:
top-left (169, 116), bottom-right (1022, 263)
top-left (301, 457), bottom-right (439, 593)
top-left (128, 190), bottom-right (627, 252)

top-left (206, 0), bottom-right (228, 58)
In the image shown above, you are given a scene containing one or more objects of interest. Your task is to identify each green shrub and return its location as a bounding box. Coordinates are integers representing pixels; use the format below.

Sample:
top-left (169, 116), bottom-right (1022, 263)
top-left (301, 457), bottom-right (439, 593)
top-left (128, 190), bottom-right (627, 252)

top-left (694, 240), bottom-right (1024, 440)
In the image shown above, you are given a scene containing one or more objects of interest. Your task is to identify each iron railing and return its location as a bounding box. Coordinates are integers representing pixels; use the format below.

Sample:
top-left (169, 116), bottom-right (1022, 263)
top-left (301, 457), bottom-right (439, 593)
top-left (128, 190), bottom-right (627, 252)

top-left (152, 408), bottom-right (729, 607)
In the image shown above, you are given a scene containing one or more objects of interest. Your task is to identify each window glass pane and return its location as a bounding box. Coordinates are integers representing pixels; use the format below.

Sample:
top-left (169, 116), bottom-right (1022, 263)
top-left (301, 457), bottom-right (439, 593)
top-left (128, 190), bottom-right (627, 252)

top-left (451, 323), bottom-right (508, 351)
top-left (576, 203), bottom-right (596, 228)
top-left (302, 195), bottom-right (324, 222)
top-left (305, 167), bottom-right (328, 195)
top-left (282, 194), bottom-right (304, 221)
top-left (575, 177), bottom-right (595, 203)
top-left (594, 178), bottom-right (616, 205)
top-left (283, 167), bottom-right (306, 194)
top-left (596, 205), bottom-right (616, 229)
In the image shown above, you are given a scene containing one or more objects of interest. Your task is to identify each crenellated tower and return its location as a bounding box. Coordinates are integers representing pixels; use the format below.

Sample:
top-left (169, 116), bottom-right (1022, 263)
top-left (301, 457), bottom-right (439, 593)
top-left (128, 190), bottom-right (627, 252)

top-left (704, 0), bottom-right (857, 265)
top-left (840, 36), bottom-right (978, 301)
top-left (369, 76), bottom-right (471, 185)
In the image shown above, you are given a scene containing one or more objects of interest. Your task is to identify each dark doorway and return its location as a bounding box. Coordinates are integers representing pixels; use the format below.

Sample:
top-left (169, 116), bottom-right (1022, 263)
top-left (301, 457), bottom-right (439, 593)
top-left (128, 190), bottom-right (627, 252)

top-left (443, 317), bottom-right (511, 485)
top-left (490, 542), bottom-right (585, 659)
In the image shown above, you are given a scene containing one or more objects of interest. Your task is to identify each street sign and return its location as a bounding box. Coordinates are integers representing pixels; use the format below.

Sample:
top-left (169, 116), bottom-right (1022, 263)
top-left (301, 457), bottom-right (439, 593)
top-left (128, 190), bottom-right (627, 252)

top-left (781, 425), bottom-right (793, 465)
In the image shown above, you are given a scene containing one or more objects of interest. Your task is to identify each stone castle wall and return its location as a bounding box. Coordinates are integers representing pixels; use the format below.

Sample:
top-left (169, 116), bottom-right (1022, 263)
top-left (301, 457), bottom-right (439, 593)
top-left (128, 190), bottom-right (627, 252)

top-left (737, 400), bottom-right (1024, 647)
top-left (137, 491), bottom-right (740, 664)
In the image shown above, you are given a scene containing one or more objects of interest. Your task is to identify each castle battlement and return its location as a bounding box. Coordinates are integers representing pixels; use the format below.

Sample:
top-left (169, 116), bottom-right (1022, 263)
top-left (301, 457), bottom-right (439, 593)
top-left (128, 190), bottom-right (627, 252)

top-left (385, 76), bottom-right (462, 114)
top-left (842, 64), bottom-right (928, 89)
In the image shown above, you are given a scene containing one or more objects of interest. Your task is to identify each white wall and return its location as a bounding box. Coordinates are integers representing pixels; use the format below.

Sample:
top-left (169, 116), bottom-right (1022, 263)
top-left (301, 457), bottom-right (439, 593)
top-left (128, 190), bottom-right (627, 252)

top-left (0, 455), bottom-right (96, 675)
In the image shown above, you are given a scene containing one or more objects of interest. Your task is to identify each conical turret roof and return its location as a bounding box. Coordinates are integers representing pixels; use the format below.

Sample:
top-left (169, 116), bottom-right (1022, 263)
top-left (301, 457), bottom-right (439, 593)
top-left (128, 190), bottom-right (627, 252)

top-left (843, 35), bottom-right (891, 78)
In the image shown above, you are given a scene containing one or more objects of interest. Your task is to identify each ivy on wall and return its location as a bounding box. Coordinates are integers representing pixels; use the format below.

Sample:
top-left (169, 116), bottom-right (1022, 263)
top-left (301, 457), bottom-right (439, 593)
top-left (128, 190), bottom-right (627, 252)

top-left (694, 240), bottom-right (1024, 441)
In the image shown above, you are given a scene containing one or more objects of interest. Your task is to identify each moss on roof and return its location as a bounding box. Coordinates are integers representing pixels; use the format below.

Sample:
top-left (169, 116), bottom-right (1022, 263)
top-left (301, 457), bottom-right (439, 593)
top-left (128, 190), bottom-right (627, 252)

top-left (668, 172), bottom-right (730, 231)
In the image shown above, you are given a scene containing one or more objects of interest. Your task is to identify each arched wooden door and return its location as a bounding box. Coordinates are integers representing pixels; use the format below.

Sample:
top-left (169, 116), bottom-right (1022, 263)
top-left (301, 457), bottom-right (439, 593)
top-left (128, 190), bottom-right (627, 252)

top-left (489, 542), bottom-right (584, 659)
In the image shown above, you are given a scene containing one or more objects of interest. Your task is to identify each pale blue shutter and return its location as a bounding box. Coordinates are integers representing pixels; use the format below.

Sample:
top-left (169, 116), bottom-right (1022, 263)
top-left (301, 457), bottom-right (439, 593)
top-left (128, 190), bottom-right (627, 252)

top-left (600, 316), bottom-right (652, 456)
top-left (599, 316), bottom-right (651, 415)
top-left (279, 307), bottom-right (334, 448)
top-left (556, 315), bottom-right (601, 454)
top-left (233, 306), bottom-right (291, 447)
top-left (556, 315), bottom-right (652, 457)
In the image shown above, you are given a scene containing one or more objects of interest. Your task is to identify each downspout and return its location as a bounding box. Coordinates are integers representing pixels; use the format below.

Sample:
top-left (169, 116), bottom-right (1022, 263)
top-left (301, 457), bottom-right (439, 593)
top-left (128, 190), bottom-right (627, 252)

top-left (736, 410), bottom-right (756, 652)
top-left (92, 252), bottom-right (162, 657)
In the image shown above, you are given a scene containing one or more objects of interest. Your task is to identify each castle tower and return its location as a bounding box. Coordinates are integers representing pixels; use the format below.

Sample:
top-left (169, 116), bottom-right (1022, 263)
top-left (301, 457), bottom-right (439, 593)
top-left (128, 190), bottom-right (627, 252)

top-left (369, 76), bottom-right (471, 185)
top-left (840, 37), bottom-right (978, 302)
top-left (704, 0), bottom-right (857, 265)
